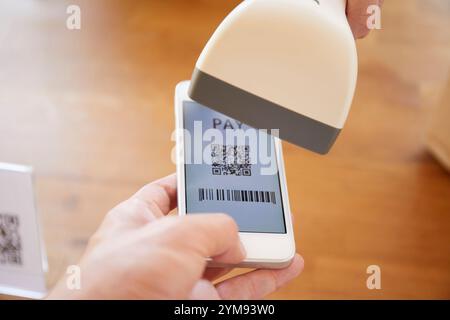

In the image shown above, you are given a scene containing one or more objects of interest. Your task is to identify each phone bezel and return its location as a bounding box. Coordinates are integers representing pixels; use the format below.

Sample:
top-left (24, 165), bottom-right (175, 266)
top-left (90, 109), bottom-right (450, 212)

top-left (175, 81), bottom-right (296, 268)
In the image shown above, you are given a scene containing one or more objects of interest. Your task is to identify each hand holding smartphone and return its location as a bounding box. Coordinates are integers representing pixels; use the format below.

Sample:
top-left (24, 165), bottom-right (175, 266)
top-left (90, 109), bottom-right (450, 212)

top-left (175, 81), bottom-right (296, 269)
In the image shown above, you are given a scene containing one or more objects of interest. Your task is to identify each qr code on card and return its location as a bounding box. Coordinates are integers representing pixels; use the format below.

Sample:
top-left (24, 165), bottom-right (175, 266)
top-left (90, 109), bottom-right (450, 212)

top-left (211, 144), bottom-right (251, 176)
top-left (0, 213), bottom-right (22, 265)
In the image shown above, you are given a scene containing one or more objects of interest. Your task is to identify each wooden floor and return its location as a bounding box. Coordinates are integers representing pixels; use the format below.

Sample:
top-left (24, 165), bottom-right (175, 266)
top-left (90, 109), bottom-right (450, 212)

top-left (0, 0), bottom-right (449, 299)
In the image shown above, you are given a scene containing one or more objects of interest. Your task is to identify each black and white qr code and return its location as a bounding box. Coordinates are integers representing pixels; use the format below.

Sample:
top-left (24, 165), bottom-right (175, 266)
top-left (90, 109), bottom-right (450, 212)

top-left (0, 213), bottom-right (22, 265)
top-left (211, 144), bottom-right (251, 176)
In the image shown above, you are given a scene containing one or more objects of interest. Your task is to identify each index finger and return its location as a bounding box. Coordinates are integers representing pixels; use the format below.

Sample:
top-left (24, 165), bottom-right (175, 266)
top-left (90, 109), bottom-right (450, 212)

top-left (216, 254), bottom-right (304, 300)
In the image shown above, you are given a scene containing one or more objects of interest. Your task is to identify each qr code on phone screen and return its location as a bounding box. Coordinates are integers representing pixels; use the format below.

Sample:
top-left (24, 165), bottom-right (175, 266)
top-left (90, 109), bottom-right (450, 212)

top-left (211, 144), bottom-right (251, 176)
top-left (0, 213), bottom-right (22, 265)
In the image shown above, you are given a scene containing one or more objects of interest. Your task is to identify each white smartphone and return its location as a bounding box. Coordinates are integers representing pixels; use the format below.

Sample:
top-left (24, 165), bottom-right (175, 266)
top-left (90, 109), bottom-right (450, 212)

top-left (175, 81), bottom-right (296, 269)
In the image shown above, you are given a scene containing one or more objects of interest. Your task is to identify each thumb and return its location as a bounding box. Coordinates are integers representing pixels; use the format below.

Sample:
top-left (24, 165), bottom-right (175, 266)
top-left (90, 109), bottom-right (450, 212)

top-left (164, 214), bottom-right (246, 265)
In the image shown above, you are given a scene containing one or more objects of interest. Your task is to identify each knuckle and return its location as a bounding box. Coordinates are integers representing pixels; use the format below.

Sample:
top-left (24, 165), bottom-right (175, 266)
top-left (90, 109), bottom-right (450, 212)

top-left (128, 198), bottom-right (147, 212)
top-left (170, 216), bottom-right (197, 238)
top-left (86, 230), bottom-right (104, 249)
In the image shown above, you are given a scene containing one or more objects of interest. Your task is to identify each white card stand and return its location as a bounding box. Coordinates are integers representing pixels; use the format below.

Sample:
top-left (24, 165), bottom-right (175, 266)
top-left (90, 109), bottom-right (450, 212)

top-left (0, 163), bottom-right (48, 299)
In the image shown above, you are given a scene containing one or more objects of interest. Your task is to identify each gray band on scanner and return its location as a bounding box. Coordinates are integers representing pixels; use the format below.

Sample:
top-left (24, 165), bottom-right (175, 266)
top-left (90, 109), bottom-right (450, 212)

top-left (189, 69), bottom-right (341, 154)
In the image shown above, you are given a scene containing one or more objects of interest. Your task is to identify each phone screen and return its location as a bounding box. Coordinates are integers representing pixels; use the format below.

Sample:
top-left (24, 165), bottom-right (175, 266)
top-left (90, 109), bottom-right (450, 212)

top-left (183, 100), bottom-right (286, 234)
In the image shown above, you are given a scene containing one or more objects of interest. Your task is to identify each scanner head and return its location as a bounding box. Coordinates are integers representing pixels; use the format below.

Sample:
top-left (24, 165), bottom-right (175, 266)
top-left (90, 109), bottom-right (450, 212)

top-left (188, 0), bottom-right (357, 154)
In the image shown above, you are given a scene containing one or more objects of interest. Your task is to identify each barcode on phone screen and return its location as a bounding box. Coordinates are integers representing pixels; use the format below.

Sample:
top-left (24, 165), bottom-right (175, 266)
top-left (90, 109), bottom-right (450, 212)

top-left (198, 188), bottom-right (276, 204)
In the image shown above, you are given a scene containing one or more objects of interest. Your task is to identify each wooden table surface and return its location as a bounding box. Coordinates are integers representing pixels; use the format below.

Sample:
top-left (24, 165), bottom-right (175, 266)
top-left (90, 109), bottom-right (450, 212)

top-left (1, 0), bottom-right (449, 299)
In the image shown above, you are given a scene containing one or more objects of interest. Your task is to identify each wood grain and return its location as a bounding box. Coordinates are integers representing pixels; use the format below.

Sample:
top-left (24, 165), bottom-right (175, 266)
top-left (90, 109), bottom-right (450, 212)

top-left (0, 0), bottom-right (449, 299)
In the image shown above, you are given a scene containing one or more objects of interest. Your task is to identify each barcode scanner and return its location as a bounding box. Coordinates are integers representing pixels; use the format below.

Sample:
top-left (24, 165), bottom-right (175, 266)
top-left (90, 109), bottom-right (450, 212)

top-left (188, 0), bottom-right (357, 154)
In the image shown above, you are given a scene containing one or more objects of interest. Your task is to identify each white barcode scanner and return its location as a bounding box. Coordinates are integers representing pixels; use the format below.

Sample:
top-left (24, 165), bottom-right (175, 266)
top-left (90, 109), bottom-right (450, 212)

top-left (188, 0), bottom-right (357, 154)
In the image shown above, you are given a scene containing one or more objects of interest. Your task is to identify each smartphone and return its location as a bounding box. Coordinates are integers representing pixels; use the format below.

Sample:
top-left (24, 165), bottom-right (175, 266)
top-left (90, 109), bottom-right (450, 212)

top-left (175, 81), bottom-right (296, 269)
